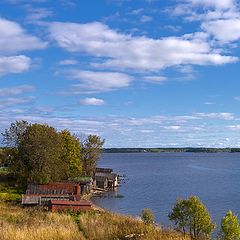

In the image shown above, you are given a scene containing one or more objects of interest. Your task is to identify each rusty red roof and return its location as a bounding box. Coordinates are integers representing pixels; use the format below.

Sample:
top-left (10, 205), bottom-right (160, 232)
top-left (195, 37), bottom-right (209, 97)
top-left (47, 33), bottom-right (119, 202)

top-left (50, 200), bottom-right (91, 206)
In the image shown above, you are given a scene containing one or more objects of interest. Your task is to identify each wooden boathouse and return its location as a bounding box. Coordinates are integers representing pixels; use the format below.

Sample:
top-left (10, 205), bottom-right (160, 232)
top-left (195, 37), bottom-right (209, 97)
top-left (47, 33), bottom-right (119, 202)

top-left (49, 199), bottom-right (92, 213)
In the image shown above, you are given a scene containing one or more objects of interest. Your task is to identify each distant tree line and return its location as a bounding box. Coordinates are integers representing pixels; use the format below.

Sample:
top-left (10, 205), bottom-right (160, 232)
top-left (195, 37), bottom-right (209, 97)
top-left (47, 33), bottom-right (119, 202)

top-left (1, 120), bottom-right (104, 186)
top-left (104, 148), bottom-right (240, 153)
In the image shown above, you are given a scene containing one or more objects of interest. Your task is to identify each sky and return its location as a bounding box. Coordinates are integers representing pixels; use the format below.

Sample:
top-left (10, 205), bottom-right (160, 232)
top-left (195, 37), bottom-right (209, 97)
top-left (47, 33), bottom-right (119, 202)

top-left (0, 0), bottom-right (240, 148)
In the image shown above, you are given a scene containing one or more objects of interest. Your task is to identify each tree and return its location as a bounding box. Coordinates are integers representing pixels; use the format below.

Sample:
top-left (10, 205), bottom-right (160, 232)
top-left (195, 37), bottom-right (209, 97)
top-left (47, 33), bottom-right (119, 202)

top-left (17, 124), bottom-right (64, 185)
top-left (141, 208), bottom-right (155, 225)
top-left (82, 135), bottom-right (105, 176)
top-left (169, 196), bottom-right (215, 240)
top-left (219, 210), bottom-right (240, 240)
top-left (1, 120), bottom-right (29, 147)
top-left (60, 130), bottom-right (83, 179)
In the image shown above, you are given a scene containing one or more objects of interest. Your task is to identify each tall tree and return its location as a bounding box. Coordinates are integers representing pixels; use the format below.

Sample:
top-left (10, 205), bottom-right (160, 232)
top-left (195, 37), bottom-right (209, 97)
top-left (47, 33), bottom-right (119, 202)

top-left (169, 196), bottom-right (215, 240)
top-left (1, 120), bottom-right (29, 147)
top-left (60, 129), bottom-right (83, 179)
top-left (82, 135), bottom-right (105, 176)
top-left (17, 124), bottom-right (64, 184)
top-left (219, 210), bottom-right (240, 240)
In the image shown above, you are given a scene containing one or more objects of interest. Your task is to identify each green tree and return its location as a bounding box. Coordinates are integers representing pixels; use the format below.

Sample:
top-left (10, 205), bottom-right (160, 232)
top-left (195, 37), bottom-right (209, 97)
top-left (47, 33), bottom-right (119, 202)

top-left (60, 129), bottom-right (83, 179)
top-left (17, 124), bottom-right (64, 185)
top-left (169, 196), bottom-right (215, 240)
top-left (1, 120), bottom-right (29, 147)
top-left (82, 135), bottom-right (105, 176)
top-left (219, 210), bottom-right (240, 240)
top-left (141, 208), bottom-right (155, 225)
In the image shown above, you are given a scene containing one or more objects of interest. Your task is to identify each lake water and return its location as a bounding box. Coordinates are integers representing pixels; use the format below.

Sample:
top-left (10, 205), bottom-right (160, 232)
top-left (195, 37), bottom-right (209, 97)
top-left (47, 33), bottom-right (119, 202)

top-left (92, 152), bottom-right (240, 227)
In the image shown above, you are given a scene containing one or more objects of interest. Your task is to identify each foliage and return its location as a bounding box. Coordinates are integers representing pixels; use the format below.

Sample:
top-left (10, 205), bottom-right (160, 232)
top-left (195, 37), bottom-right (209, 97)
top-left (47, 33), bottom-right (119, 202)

top-left (219, 210), bottom-right (240, 240)
top-left (169, 196), bottom-right (215, 240)
top-left (16, 124), bottom-right (65, 184)
top-left (82, 135), bottom-right (105, 176)
top-left (60, 130), bottom-right (83, 179)
top-left (1, 120), bottom-right (29, 147)
top-left (1, 121), bottom-right (105, 186)
top-left (141, 208), bottom-right (155, 225)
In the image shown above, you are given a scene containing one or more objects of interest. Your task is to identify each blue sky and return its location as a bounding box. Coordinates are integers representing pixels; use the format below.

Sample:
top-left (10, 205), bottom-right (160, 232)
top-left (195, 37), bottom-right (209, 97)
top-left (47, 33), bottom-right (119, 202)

top-left (0, 0), bottom-right (240, 147)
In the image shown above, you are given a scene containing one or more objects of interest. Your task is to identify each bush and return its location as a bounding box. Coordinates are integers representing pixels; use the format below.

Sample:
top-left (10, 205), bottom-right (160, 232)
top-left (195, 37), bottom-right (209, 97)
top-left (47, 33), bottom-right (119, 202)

top-left (141, 208), bottom-right (155, 225)
top-left (219, 210), bottom-right (240, 240)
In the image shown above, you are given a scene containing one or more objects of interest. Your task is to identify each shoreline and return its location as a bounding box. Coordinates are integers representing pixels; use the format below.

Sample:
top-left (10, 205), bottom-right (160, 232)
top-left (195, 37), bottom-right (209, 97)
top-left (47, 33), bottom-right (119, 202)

top-left (81, 190), bottom-right (106, 212)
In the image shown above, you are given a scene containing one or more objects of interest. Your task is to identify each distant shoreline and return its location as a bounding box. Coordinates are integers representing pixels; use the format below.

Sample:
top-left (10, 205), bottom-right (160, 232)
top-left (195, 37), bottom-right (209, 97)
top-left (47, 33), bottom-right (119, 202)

top-left (103, 147), bottom-right (240, 153)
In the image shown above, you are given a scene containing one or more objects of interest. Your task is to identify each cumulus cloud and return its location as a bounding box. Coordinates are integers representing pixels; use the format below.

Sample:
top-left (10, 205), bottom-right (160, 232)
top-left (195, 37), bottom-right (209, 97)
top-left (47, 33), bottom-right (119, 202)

top-left (185, 0), bottom-right (235, 10)
top-left (0, 17), bottom-right (46, 76)
top-left (202, 19), bottom-right (240, 43)
top-left (80, 97), bottom-right (105, 106)
top-left (0, 17), bottom-right (46, 54)
top-left (49, 21), bottom-right (237, 72)
top-left (0, 55), bottom-right (31, 75)
top-left (63, 70), bottom-right (132, 94)
top-left (0, 85), bottom-right (35, 97)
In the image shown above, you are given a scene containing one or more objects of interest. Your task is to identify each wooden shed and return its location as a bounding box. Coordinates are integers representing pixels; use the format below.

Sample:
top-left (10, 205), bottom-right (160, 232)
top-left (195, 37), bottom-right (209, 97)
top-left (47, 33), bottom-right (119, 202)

top-left (49, 199), bottom-right (92, 212)
top-left (22, 182), bottom-right (82, 205)
top-left (26, 183), bottom-right (81, 195)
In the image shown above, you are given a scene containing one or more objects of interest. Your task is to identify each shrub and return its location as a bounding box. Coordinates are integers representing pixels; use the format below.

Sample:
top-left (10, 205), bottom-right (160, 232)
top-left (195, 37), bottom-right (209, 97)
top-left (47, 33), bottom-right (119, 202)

top-left (219, 210), bottom-right (240, 240)
top-left (141, 208), bottom-right (155, 225)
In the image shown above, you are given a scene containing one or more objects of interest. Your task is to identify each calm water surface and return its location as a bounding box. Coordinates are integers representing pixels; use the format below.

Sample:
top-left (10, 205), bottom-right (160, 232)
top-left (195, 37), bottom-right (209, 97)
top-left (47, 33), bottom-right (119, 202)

top-left (92, 152), bottom-right (240, 226)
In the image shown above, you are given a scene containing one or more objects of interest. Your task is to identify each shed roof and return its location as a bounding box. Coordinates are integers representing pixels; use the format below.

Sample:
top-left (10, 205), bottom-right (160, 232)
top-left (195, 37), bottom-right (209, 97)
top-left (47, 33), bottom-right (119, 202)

top-left (50, 200), bottom-right (91, 206)
top-left (96, 167), bottom-right (113, 173)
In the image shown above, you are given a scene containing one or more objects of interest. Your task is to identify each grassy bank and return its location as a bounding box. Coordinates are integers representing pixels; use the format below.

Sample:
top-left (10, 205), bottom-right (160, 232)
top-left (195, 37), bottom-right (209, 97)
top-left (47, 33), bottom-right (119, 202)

top-left (0, 202), bottom-right (190, 240)
top-left (0, 170), bottom-right (189, 240)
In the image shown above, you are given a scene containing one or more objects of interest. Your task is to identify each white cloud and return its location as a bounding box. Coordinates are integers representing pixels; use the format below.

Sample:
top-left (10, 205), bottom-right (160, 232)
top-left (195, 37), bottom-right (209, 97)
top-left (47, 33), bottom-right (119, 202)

top-left (129, 8), bottom-right (144, 15)
top-left (80, 97), bottom-right (105, 106)
top-left (195, 112), bottom-right (235, 120)
top-left (202, 19), bottom-right (240, 43)
top-left (234, 96), bottom-right (240, 101)
top-left (185, 0), bottom-right (235, 9)
top-left (0, 111), bottom-right (239, 147)
top-left (0, 85), bottom-right (35, 97)
top-left (0, 17), bottom-right (46, 76)
top-left (143, 76), bottom-right (167, 83)
top-left (139, 129), bottom-right (155, 133)
top-left (49, 21), bottom-right (237, 72)
top-left (0, 55), bottom-right (31, 75)
top-left (164, 125), bottom-right (181, 130)
top-left (228, 125), bottom-right (240, 130)
top-left (0, 17), bottom-right (46, 54)
top-left (204, 102), bottom-right (215, 105)
top-left (140, 15), bottom-right (152, 23)
top-left (26, 7), bottom-right (53, 21)
top-left (58, 59), bottom-right (78, 65)
top-left (0, 96), bottom-right (35, 109)
top-left (64, 70), bottom-right (132, 94)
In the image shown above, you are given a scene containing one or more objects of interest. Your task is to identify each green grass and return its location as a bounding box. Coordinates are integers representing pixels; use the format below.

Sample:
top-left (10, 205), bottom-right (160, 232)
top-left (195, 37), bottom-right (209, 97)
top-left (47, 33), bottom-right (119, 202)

top-left (0, 168), bottom-right (22, 202)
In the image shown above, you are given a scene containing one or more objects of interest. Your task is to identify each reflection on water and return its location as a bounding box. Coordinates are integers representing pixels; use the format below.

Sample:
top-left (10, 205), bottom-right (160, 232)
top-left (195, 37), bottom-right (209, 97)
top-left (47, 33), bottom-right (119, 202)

top-left (92, 152), bottom-right (240, 227)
